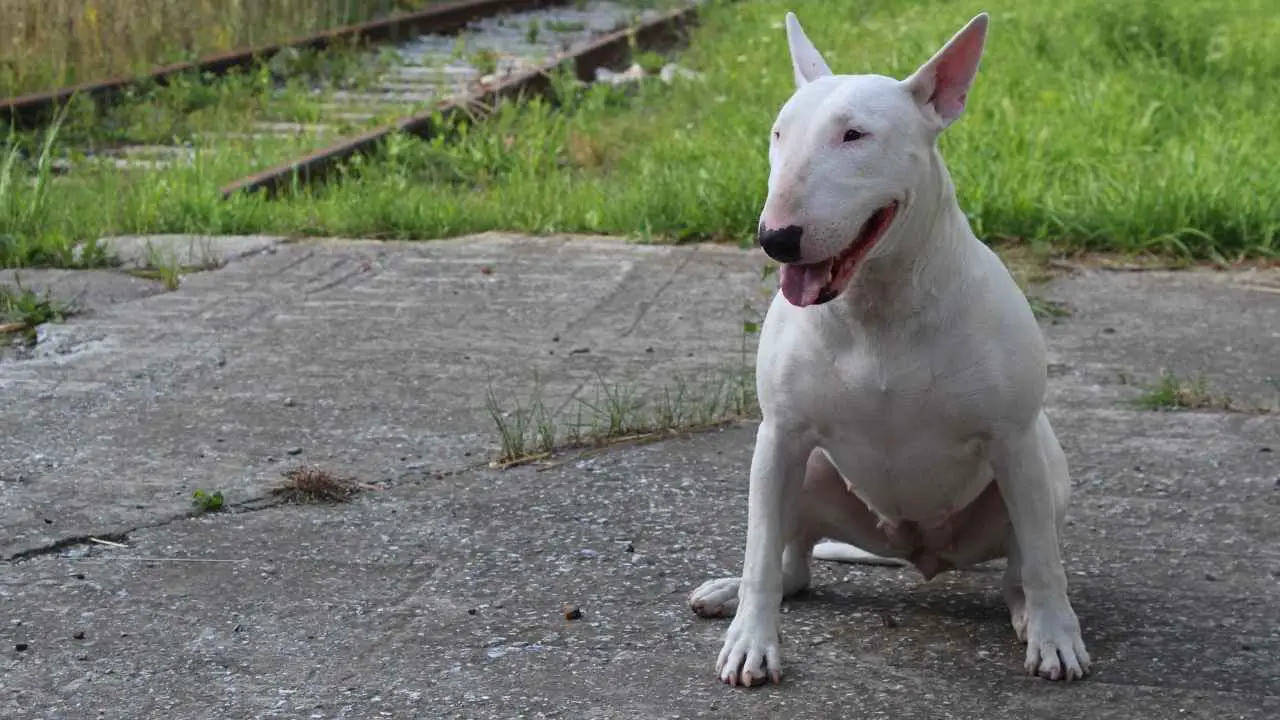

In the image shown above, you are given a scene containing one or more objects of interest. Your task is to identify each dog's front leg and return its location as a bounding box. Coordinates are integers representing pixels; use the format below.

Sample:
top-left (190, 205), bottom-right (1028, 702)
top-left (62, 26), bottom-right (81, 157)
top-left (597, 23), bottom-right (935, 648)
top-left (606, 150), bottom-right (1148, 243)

top-left (717, 420), bottom-right (809, 687)
top-left (992, 414), bottom-right (1090, 681)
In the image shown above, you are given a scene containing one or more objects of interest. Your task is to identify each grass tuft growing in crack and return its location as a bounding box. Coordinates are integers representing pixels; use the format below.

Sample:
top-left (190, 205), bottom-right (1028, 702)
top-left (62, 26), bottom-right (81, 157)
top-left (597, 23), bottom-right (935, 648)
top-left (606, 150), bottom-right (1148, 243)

top-left (1133, 370), bottom-right (1233, 412)
top-left (487, 362), bottom-right (759, 468)
top-left (124, 238), bottom-right (224, 290)
top-left (483, 363), bottom-right (752, 466)
top-left (273, 465), bottom-right (365, 504)
top-left (190, 488), bottom-right (225, 514)
top-left (1027, 295), bottom-right (1073, 320)
top-left (0, 277), bottom-right (76, 345)
top-left (484, 298), bottom-right (769, 467)
top-left (486, 381), bottom-right (535, 463)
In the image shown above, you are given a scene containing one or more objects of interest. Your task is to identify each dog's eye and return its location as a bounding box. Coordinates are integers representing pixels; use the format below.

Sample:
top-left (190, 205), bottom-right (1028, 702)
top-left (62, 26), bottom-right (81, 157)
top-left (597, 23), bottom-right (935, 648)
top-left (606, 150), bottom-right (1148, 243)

top-left (772, 130), bottom-right (780, 141)
top-left (843, 129), bottom-right (865, 142)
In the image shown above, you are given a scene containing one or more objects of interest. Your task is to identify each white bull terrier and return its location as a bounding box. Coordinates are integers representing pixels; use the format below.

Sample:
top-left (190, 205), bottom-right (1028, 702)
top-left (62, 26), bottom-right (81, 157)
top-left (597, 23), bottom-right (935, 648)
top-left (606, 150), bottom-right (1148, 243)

top-left (689, 11), bottom-right (1091, 686)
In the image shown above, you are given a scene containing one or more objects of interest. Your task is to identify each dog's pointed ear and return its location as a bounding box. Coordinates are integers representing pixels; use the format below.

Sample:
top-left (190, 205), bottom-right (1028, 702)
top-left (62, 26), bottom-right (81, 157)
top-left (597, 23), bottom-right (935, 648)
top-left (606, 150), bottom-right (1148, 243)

top-left (904, 13), bottom-right (989, 129)
top-left (786, 12), bottom-right (832, 88)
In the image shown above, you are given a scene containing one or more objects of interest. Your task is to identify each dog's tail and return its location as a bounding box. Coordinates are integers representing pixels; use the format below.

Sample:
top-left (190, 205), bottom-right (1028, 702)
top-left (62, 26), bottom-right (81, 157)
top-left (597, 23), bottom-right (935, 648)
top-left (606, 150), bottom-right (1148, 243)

top-left (812, 540), bottom-right (909, 567)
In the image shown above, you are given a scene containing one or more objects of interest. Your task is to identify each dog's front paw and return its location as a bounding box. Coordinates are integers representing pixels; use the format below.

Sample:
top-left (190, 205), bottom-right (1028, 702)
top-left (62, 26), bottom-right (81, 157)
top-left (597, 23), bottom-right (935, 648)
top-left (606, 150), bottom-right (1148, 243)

top-left (690, 577), bottom-right (741, 618)
top-left (1024, 604), bottom-right (1090, 681)
top-left (715, 610), bottom-right (782, 687)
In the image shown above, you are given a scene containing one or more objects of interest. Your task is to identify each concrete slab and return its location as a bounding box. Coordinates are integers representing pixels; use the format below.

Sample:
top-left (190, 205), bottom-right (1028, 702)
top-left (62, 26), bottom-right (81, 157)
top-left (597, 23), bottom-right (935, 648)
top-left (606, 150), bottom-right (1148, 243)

top-left (1, 268), bottom-right (166, 314)
top-left (1037, 266), bottom-right (1280, 412)
top-left (1, 234), bottom-right (1277, 718)
top-left (1, 233), bottom-right (769, 559)
top-left (92, 234), bottom-right (287, 270)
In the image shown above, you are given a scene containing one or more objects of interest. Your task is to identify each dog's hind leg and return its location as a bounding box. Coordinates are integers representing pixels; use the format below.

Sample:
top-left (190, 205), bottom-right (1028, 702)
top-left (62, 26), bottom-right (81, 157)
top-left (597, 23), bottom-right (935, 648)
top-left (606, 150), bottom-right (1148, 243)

top-left (689, 533), bottom-right (816, 619)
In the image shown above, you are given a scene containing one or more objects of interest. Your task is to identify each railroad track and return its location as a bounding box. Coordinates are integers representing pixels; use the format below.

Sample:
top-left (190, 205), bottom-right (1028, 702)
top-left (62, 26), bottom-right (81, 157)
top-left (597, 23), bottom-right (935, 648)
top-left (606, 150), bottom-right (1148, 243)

top-left (4, 0), bottom-right (705, 199)
top-left (1, 0), bottom-right (604, 132)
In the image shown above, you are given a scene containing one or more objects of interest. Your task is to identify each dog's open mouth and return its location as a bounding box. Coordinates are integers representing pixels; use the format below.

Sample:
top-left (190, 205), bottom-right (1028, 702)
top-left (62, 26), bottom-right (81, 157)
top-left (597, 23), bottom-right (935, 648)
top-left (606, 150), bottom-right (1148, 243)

top-left (779, 202), bottom-right (899, 307)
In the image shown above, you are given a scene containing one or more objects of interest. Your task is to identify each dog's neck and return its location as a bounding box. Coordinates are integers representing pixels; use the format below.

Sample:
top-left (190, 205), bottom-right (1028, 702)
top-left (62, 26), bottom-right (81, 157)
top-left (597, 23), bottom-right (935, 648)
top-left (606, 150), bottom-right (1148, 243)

top-left (835, 147), bottom-right (977, 329)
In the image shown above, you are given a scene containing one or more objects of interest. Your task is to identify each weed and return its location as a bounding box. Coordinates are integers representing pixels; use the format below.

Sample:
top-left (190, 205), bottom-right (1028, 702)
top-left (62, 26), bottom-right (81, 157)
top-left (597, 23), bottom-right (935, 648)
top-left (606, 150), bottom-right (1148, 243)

top-left (0, 278), bottom-right (75, 345)
top-left (545, 20), bottom-right (587, 33)
top-left (526, 20), bottom-right (541, 45)
top-left (273, 466), bottom-right (363, 504)
top-left (486, 382), bottom-right (534, 462)
top-left (1133, 371), bottom-right (1226, 411)
top-left (530, 381), bottom-right (558, 454)
top-left (471, 49), bottom-right (500, 78)
top-left (632, 50), bottom-right (667, 75)
top-left (485, 306), bottom-right (763, 467)
top-left (129, 238), bottom-right (220, 290)
top-left (487, 364), bottom-right (758, 468)
top-left (191, 488), bottom-right (225, 514)
top-left (0, 105), bottom-right (101, 268)
top-left (581, 372), bottom-right (648, 437)
top-left (144, 243), bottom-right (184, 290)
top-left (1027, 295), bottom-right (1073, 319)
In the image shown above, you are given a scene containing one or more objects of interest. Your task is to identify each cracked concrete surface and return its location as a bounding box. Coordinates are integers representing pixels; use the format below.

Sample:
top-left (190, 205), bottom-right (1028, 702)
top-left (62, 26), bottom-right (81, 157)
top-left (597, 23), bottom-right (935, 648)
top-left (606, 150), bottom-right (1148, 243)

top-left (1, 234), bottom-right (1277, 719)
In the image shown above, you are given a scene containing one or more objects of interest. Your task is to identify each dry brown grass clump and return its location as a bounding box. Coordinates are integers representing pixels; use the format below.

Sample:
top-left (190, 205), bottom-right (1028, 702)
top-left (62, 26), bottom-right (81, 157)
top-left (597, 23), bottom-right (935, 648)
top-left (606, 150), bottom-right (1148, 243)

top-left (273, 465), bottom-right (366, 504)
top-left (0, 0), bottom-right (434, 97)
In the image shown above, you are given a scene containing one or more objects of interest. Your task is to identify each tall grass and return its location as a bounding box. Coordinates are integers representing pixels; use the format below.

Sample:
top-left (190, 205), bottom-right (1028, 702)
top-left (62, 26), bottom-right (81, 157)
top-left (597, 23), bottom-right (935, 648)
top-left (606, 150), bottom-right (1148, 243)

top-left (2, 109), bottom-right (71, 266)
top-left (0, 0), bottom-right (438, 97)
top-left (2, 0), bottom-right (1278, 267)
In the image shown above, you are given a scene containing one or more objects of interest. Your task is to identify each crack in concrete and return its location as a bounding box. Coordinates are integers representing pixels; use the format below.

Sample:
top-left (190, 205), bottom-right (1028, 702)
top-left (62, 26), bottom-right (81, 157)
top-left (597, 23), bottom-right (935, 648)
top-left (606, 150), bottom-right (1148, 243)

top-left (3, 458), bottom-right (494, 564)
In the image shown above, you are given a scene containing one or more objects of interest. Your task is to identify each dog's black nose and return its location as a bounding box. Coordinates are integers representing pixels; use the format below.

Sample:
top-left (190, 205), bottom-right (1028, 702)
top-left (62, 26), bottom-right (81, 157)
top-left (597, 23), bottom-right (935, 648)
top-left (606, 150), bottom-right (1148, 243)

top-left (757, 225), bottom-right (803, 263)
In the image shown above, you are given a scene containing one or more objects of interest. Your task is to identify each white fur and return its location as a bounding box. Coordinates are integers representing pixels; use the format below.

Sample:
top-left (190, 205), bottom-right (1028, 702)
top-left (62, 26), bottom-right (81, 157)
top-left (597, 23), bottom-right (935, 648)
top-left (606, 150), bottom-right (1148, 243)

top-left (689, 11), bottom-right (1091, 686)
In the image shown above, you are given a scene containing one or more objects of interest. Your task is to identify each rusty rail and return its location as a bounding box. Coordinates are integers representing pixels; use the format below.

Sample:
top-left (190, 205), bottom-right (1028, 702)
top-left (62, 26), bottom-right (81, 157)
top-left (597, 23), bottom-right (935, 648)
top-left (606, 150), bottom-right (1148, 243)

top-left (0, 0), bottom-right (574, 133)
top-left (219, 4), bottom-right (700, 199)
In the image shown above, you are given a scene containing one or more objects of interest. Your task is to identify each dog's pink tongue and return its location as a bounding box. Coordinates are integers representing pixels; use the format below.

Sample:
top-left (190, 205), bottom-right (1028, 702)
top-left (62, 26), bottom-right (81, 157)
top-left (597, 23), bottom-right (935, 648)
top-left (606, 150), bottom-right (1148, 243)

top-left (779, 262), bottom-right (830, 307)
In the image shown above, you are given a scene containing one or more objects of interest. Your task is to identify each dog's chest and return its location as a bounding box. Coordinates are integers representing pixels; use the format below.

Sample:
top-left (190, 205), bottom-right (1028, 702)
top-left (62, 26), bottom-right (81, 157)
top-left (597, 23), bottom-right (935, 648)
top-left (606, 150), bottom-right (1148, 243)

top-left (798, 336), bottom-right (997, 521)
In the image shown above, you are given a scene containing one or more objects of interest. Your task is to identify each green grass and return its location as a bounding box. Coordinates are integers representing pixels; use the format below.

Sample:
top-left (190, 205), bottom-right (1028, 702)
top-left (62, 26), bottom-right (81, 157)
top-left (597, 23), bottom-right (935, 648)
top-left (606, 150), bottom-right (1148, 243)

top-left (1, 279), bottom-right (76, 346)
top-left (486, 309), bottom-right (762, 466)
top-left (485, 363), bottom-right (759, 466)
top-left (3, 0), bottom-right (1280, 269)
top-left (190, 488), bottom-right (225, 514)
top-left (1130, 370), bottom-right (1241, 412)
top-left (1133, 371), bottom-right (1212, 410)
